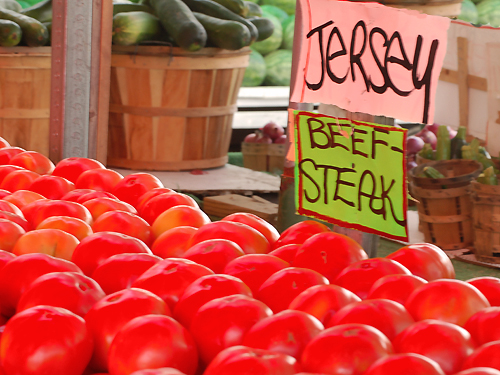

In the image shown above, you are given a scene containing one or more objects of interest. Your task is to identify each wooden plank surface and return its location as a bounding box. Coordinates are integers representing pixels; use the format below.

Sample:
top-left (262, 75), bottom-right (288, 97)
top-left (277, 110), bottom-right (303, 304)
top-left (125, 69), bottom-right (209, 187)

top-left (112, 164), bottom-right (281, 195)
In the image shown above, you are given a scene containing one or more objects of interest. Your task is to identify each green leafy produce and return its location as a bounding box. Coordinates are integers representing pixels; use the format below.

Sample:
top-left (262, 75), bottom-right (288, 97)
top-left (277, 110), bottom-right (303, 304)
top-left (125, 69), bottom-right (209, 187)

top-left (477, 0), bottom-right (500, 27)
top-left (419, 143), bottom-right (434, 160)
top-left (242, 49), bottom-right (266, 86)
top-left (112, 11), bottom-right (162, 46)
top-left (263, 48), bottom-right (292, 86)
top-left (458, 0), bottom-right (479, 23)
top-left (260, 4), bottom-right (287, 22)
top-left (477, 166), bottom-right (499, 185)
top-left (251, 12), bottom-right (281, 55)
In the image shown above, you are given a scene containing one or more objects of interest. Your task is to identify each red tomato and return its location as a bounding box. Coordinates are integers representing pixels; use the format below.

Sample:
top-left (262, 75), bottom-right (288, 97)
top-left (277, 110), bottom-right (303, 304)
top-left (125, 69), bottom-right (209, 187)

top-left (130, 369), bottom-right (186, 375)
top-left (85, 288), bottom-right (171, 372)
top-left (301, 323), bottom-right (393, 374)
top-left (3, 189), bottom-right (45, 210)
top-left (367, 274), bottom-right (428, 306)
top-left (71, 231), bottom-right (152, 276)
top-left (467, 277), bottom-right (500, 307)
top-left (243, 309), bottom-right (324, 360)
top-left (334, 258), bottom-right (411, 299)
top-left (183, 239), bottom-right (245, 274)
top-left (132, 258), bottom-right (213, 311)
top-left (12, 228), bottom-right (80, 261)
top-left (112, 172), bottom-right (164, 208)
top-left (0, 211), bottom-right (29, 232)
top-left (91, 253), bottom-right (162, 294)
top-left (0, 251), bottom-right (15, 271)
top-left (136, 187), bottom-right (175, 212)
top-left (75, 168), bottom-right (124, 192)
top-left (465, 307), bottom-right (500, 346)
top-left (108, 314), bottom-right (198, 375)
top-left (28, 175), bottom-right (75, 199)
top-left (288, 284), bottom-right (361, 325)
top-left (203, 345), bottom-right (301, 375)
top-left (190, 294), bottom-right (272, 365)
top-left (37, 215), bottom-right (93, 241)
top-left (0, 190), bottom-right (11, 200)
top-left (9, 151), bottom-right (55, 175)
top-left (0, 200), bottom-right (25, 217)
top-left (0, 253), bottom-right (82, 317)
top-left (17, 271), bottom-right (105, 316)
top-left (174, 274), bottom-right (252, 329)
top-left (52, 157), bottom-right (105, 184)
top-left (151, 226), bottom-right (198, 258)
top-left (364, 353), bottom-right (445, 375)
top-left (326, 299), bottom-right (414, 341)
top-left (189, 221), bottom-right (270, 255)
top-left (0, 165), bottom-right (25, 186)
top-left (76, 191), bottom-right (118, 204)
top-left (0, 306), bottom-right (93, 375)
top-left (62, 188), bottom-right (98, 202)
top-left (221, 213), bottom-right (280, 246)
top-left (257, 267), bottom-right (329, 313)
top-left (393, 319), bottom-right (475, 375)
top-left (273, 220), bottom-right (331, 249)
top-left (83, 197), bottom-right (137, 220)
top-left (0, 137), bottom-right (9, 148)
top-left (386, 243), bottom-right (455, 281)
top-left (0, 219), bottom-right (25, 252)
top-left (0, 147), bottom-right (25, 165)
top-left (0, 169), bottom-right (40, 192)
top-left (223, 254), bottom-right (289, 296)
top-left (140, 192), bottom-right (198, 225)
top-left (152, 206), bottom-right (211, 240)
top-left (405, 279), bottom-right (490, 327)
top-left (269, 244), bottom-right (301, 264)
top-left (293, 232), bottom-right (368, 283)
top-left (24, 199), bottom-right (93, 228)
top-left (92, 210), bottom-right (153, 247)
top-left (456, 368), bottom-right (500, 375)
top-left (462, 341), bottom-right (500, 371)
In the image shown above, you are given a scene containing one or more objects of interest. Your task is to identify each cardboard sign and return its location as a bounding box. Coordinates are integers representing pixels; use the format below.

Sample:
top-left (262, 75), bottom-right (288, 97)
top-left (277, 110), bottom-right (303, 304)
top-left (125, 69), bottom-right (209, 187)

top-left (290, 0), bottom-right (450, 124)
top-left (294, 111), bottom-right (408, 241)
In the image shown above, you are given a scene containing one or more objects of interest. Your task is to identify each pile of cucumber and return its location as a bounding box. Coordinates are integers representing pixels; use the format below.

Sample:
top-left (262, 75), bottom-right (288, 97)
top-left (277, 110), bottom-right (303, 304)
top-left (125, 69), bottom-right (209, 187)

top-left (112, 0), bottom-right (275, 50)
top-left (0, 0), bottom-right (51, 47)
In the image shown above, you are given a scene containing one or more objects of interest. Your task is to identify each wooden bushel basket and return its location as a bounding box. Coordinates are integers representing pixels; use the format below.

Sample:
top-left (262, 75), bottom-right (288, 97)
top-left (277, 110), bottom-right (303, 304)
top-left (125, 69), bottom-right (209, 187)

top-left (410, 159), bottom-right (482, 250)
top-left (107, 46), bottom-right (251, 171)
top-left (0, 47), bottom-right (51, 156)
top-left (471, 181), bottom-right (500, 263)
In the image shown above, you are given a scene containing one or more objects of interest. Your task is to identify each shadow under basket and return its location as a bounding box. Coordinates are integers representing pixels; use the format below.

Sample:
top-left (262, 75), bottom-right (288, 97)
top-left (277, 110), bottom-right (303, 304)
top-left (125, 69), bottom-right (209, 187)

top-left (107, 46), bottom-right (251, 171)
top-left (410, 159), bottom-right (482, 250)
top-left (472, 181), bottom-right (500, 263)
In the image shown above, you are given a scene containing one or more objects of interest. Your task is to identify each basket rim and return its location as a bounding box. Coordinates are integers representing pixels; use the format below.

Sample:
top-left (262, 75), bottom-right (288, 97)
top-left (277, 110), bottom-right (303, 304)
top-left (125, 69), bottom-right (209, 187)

top-left (410, 159), bottom-right (483, 185)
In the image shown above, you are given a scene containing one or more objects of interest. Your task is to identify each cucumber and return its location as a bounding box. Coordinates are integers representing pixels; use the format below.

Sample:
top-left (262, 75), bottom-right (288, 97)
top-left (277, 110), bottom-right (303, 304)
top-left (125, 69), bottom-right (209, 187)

top-left (148, 0), bottom-right (207, 51)
top-left (0, 8), bottom-right (48, 46)
top-left (244, 1), bottom-right (262, 17)
top-left (20, 0), bottom-right (51, 23)
top-left (0, 0), bottom-right (22, 12)
top-left (42, 20), bottom-right (50, 44)
top-left (423, 166), bottom-right (445, 179)
top-left (248, 16), bottom-right (274, 41)
top-left (210, 0), bottom-right (247, 16)
top-left (113, 2), bottom-right (154, 16)
top-left (0, 19), bottom-right (21, 46)
top-left (182, 0), bottom-right (258, 43)
top-left (193, 11), bottom-right (250, 50)
top-left (112, 11), bottom-right (162, 46)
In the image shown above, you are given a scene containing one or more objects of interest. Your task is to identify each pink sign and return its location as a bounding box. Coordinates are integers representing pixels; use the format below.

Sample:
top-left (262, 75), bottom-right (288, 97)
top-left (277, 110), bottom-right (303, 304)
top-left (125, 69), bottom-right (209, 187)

top-left (290, 0), bottom-right (450, 124)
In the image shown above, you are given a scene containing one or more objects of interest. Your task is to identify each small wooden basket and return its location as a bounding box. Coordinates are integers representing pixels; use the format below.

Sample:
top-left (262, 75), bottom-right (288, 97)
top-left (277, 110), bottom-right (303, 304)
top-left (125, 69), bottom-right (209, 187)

top-left (472, 181), bottom-right (500, 263)
top-left (242, 142), bottom-right (286, 174)
top-left (409, 159), bottom-right (482, 250)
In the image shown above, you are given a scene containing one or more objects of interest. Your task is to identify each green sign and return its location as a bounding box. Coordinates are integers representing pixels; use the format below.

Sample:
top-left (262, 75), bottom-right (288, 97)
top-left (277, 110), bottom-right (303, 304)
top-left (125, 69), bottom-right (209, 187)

top-left (294, 111), bottom-right (408, 241)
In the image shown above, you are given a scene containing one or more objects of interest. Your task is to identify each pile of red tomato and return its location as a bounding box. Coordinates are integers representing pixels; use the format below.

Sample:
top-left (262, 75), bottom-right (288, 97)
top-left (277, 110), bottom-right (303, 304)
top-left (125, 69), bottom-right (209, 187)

top-left (0, 139), bottom-right (499, 375)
